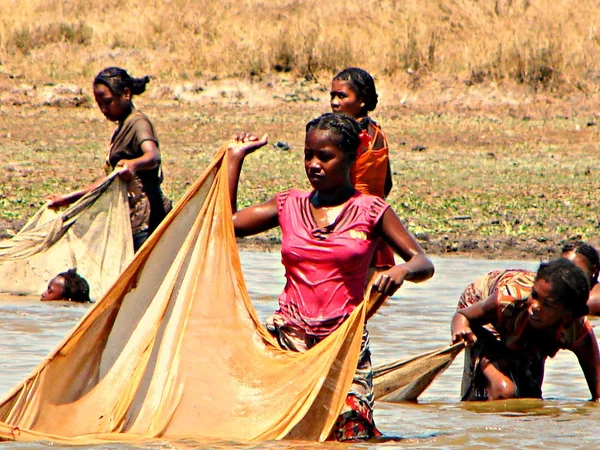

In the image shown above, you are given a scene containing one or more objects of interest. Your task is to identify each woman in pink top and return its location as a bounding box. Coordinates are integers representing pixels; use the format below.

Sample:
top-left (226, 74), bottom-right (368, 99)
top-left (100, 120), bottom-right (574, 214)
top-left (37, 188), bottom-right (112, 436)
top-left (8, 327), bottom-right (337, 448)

top-left (227, 112), bottom-right (434, 441)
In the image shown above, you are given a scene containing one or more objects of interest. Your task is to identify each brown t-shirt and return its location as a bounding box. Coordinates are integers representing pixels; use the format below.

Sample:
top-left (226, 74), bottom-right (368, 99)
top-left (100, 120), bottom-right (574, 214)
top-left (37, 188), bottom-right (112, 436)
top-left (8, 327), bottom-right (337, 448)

top-left (104, 109), bottom-right (171, 235)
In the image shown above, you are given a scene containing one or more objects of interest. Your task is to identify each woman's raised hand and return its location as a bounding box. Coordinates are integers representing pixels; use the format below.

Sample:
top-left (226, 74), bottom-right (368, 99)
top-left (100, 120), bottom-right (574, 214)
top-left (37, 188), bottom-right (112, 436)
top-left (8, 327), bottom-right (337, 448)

top-left (228, 132), bottom-right (268, 158)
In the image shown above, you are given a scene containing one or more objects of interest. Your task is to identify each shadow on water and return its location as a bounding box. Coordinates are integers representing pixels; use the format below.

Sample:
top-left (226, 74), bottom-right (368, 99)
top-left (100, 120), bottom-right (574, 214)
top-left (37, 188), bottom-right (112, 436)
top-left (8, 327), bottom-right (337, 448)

top-left (1, 253), bottom-right (600, 448)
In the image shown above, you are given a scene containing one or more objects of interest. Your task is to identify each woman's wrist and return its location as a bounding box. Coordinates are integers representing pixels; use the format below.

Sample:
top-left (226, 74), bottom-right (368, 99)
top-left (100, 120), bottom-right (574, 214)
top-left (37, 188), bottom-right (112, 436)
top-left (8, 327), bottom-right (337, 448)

top-left (393, 264), bottom-right (411, 281)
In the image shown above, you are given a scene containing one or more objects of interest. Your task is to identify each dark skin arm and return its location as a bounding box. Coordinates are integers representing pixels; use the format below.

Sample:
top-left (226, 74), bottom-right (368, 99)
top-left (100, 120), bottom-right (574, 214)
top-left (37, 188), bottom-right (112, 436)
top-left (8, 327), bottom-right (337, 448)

top-left (370, 209), bottom-right (434, 296)
top-left (384, 162), bottom-right (393, 198)
top-left (571, 326), bottom-right (600, 400)
top-left (47, 175), bottom-right (114, 207)
top-left (227, 133), bottom-right (277, 237)
top-left (114, 139), bottom-right (161, 181)
top-left (451, 292), bottom-right (500, 346)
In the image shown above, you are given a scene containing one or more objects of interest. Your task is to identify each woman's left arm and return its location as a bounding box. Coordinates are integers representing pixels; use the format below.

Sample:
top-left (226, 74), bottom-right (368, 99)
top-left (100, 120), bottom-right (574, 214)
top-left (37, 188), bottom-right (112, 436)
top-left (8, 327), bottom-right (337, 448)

top-left (373, 208), bottom-right (435, 295)
top-left (115, 140), bottom-right (160, 180)
top-left (572, 326), bottom-right (600, 401)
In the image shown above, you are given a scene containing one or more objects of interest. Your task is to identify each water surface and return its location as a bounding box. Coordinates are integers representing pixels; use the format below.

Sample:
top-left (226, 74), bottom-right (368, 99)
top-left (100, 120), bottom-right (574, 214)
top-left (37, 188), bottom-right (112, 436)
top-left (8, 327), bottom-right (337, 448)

top-left (1, 253), bottom-right (597, 449)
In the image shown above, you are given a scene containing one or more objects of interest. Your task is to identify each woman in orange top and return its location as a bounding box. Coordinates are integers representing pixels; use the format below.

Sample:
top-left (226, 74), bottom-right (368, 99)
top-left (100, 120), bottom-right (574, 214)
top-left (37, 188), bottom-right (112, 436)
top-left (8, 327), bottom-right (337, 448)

top-left (330, 67), bottom-right (394, 269)
top-left (330, 67), bottom-right (392, 198)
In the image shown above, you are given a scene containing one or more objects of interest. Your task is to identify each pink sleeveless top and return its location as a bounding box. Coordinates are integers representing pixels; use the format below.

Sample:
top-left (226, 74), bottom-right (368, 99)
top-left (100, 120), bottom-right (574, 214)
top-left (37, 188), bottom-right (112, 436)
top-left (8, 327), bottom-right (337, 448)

top-left (275, 189), bottom-right (389, 337)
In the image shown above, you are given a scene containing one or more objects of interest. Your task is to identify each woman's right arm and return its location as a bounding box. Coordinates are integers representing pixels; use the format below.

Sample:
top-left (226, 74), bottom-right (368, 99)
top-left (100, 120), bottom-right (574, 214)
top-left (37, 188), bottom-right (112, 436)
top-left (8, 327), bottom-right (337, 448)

top-left (46, 177), bottom-right (109, 208)
top-left (46, 189), bottom-right (88, 208)
top-left (227, 133), bottom-right (279, 237)
top-left (451, 292), bottom-right (499, 345)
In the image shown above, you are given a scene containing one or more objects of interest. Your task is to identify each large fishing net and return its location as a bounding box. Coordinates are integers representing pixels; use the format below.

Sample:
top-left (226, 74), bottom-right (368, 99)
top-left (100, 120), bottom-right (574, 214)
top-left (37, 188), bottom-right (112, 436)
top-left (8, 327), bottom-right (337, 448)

top-left (0, 172), bottom-right (133, 300)
top-left (0, 146), bottom-right (462, 445)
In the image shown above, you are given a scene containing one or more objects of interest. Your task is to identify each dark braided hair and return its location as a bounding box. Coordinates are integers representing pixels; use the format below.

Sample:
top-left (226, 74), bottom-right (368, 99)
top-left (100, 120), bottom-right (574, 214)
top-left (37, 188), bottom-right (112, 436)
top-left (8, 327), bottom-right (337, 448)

top-left (58, 268), bottom-right (91, 303)
top-left (333, 67), bottom-right (378, 114)
top-left (305, 113), bottom-right (361, 164)
top-left (536, 258), bottom-right (590, 318)
top-left (562, 241), bottom-right (599, 285)
top-left (93, 67), bottom-right (150, 96)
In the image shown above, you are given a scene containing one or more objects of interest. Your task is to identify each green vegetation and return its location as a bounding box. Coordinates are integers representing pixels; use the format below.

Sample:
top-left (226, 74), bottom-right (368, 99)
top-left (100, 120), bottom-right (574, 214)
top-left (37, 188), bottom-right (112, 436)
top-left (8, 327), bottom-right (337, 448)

top-left (1, 98), bottom-right (598, 258)
top-left (1, 0), bottom-right (599, 257)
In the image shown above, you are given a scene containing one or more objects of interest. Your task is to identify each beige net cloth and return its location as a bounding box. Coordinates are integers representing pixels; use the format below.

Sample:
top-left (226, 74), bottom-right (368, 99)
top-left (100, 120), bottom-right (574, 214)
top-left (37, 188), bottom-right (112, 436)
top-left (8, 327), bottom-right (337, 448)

top-left (0, 146), bottom-right (462, 445)
top-left (0, 146), bottom-right (367, 444)
top-left (373, 342), bottom-right (465, 402)
top-left (0, 171), bottom-right (134, 300)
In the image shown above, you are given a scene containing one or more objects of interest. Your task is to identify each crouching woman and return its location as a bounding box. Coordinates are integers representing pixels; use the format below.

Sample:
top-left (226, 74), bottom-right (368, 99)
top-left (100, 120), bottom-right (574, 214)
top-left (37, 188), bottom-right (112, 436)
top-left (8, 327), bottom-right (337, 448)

top-left (451, 258), bottom-right (600, 401)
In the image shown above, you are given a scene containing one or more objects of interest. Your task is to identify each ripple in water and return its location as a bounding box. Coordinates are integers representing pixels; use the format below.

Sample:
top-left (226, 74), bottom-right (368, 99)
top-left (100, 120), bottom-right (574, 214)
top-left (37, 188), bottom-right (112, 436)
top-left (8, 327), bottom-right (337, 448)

top-left (0, 253), bottom-right (598, 448)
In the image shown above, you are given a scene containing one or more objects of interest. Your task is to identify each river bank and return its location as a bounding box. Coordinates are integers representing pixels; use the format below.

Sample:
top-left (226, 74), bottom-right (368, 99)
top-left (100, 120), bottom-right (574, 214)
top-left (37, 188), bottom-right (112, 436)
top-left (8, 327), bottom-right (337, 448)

top-left (1, 75), bottom-right (599, 261)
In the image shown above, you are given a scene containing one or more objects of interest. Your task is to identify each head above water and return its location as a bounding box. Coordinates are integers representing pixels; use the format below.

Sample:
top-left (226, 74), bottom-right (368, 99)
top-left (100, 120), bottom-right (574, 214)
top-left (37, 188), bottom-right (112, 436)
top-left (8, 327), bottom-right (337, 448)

top-left (535, 258), bottom-right (590, 319)
top-left (332, 67), bottom-right (378, 116)
top-left (40, 268), bottom-right (91, 303)
top-left (93, 67), bottom-right (150, 122)
top-left (561, 241), bottom-right (599, 287)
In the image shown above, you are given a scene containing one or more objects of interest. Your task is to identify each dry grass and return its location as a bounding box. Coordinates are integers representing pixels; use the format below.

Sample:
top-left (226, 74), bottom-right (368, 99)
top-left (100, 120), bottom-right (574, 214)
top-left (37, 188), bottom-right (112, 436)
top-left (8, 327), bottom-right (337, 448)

top-left (1, 0), bottom-right (599, 91)
top-left (1, 0), bottom-right (600, 259)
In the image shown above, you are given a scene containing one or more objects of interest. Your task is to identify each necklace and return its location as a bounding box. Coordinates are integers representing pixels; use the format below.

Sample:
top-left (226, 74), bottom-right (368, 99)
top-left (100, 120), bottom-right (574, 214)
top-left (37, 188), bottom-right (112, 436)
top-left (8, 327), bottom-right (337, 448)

top-left (310, 186), bottom-right (354, 227)
top-left (313, 201), bottom-right (346, 227)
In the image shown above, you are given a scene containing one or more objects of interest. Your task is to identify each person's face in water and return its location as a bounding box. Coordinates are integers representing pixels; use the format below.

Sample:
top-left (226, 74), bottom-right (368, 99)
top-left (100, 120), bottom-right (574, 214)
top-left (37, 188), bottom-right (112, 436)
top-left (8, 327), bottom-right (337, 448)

top-left (330, 79), bottom-right (364, 119)
top-left (304, 129), bottom-right (351, 193)
top-left (526, 278), bottom-right (572, 329)
top-left (563, 250), bottom-right (598, 287)
top-left (93, 83), bottom-right (132, 122)
top-left (40, 276), bottom-right (66, 301)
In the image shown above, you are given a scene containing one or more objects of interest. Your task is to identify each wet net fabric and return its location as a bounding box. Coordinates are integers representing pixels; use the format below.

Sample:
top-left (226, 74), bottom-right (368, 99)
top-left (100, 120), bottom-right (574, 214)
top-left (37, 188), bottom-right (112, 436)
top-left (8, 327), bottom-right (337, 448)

top-left (0, 146), bottom-right (367, 445)
top-left (373, 342), bottom-right (465, 402)
top-left (0, 172), bottom-right (134, 300)
top-left (0, 146), bottom-right (462, 445)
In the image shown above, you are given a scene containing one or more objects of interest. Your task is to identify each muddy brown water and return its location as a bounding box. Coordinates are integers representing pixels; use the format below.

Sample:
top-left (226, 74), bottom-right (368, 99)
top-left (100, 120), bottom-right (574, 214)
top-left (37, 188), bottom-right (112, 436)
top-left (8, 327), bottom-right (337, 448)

top-left (1, 253), bottom-right (598, 449)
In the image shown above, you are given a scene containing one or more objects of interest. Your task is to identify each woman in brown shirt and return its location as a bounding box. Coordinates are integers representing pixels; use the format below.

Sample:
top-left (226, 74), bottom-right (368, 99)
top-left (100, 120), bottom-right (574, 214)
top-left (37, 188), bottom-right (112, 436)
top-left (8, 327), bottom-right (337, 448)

top-left (48, 67), bottom-right (171, 251)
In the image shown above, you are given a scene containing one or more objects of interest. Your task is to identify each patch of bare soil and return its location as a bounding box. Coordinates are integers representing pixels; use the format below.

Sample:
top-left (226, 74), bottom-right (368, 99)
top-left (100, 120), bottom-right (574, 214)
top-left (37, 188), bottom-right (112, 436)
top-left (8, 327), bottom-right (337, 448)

top-left (3, 72), bottom-right (599, 118)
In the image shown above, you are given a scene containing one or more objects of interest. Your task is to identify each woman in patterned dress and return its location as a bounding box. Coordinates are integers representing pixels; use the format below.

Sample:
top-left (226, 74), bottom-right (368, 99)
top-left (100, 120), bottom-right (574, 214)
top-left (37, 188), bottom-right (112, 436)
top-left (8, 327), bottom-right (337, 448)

top-left (452, 259), bottom-right (600, 401)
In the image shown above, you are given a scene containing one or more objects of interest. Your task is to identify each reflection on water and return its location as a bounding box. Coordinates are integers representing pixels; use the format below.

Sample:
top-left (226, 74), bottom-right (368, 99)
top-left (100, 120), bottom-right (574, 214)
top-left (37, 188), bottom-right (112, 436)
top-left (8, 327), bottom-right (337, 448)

top-left (1, 253), bottom-right (599, 449)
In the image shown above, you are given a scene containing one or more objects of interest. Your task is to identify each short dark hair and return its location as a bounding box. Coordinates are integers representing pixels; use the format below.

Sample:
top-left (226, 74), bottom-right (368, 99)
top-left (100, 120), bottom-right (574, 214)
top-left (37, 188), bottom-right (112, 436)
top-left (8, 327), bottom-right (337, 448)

top-left (536, 258), bottom-right (590, 317)
top-left (58, 268), bottom-right (91, 303)
top-left (333, 67), bottom-right (378, 113)
top-left (93, 67), bottom-right (150, 96)
top-left (305, 112), bottom-right (361, 164)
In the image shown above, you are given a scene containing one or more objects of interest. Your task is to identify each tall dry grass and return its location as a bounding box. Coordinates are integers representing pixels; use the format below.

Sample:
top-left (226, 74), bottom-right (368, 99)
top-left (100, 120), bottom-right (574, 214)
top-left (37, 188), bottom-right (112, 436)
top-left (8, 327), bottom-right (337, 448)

top-left (0, 0), bottom-right (599, 90)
